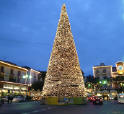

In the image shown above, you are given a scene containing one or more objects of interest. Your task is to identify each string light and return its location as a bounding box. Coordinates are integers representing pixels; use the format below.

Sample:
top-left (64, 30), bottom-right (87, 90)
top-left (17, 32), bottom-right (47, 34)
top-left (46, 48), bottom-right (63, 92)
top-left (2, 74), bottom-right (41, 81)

top-left (42, 4), bottom-right (86, 98)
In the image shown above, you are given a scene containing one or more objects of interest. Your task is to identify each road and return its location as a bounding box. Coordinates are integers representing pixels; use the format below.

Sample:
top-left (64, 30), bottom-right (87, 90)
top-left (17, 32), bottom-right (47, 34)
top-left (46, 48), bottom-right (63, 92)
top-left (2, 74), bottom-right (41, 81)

top-left (0, 101), bottom-right (124, 114)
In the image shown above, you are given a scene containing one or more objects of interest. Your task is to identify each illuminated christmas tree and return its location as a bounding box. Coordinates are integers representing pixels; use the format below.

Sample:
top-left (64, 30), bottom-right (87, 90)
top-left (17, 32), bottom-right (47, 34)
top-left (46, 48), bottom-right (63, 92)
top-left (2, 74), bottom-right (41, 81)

top-left (42, 4), bottom-right (85, 98)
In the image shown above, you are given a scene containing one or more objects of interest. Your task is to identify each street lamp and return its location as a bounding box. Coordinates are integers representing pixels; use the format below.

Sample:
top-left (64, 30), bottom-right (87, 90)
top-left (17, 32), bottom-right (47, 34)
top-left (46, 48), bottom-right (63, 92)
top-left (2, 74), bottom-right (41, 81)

top-left (88, 83), bottom-right (91, 88)
top-left (23, 75), bottom-right (32, 96)
top-left (23, 75), bottom-right (28, 79)
top-left (99, 81), bottom-right (102, 84)
top-left (23, 75), bottom-right (32, 85)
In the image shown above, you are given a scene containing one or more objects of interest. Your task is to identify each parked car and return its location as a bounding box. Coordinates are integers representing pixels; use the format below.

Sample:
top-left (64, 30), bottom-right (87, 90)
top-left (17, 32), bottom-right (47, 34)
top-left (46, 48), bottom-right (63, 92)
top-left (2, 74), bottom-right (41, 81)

top-left (12, 96), bottom-right (25, 103)
top-left (114, 96), bottom-right (118, 100)
top-left (88, 96), bottom-right (98, 102)
top-left (117, 93), bottom-right (124, 103)
top-left (108, 95), bottom-right (114, 100)
top-left (93, 97), bottom-right (103, 105)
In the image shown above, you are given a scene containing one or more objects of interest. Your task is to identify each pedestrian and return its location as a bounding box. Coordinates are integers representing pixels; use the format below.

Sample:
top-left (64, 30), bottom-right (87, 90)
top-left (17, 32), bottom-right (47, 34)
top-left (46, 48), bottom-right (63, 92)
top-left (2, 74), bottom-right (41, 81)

top-left (8, 95), bottom-right (10, 104)
top-left (10, 95), bottom-right (13, 104)
top-left (1, 97), bottom-right (4, 104)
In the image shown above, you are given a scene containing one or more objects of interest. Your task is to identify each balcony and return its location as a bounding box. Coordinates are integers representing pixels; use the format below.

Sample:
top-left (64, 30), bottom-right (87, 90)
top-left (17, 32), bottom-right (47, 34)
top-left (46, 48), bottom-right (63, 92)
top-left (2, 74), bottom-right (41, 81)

top-left (9, 75), bottom-right (16, 82)
top-left (0, 72), bottom-right (4, 81)
top-left (9, 78), bottom-right (16, 82)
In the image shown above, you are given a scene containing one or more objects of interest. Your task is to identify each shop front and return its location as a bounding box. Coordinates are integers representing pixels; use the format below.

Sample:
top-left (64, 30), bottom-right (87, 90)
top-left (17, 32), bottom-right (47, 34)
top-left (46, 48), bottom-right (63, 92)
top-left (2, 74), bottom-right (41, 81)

top-left (0, 81), bottom-right (28, 97)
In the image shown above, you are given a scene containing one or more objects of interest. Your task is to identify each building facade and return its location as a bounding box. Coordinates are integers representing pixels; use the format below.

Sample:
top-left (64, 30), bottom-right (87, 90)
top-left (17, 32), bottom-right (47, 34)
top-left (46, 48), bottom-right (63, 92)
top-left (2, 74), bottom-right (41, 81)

top-left (25, 68), bottom-right (41, 85)
top-left (111, 62), bottom-right (124, 89)
top-left (0, 61), bottom-right (28, 84)
top-left (0, 60), bottom-right (42, 96)
top-left (93, 63), bottom-right (112, 79)
top-left (0, 60), bottom-right (29, 96)
top-left (93, 62), bottom-right (124, 90)
top-left (0, 81), bottom-right (28, 96)
top-left (112, 62), bottom-right (124, 77)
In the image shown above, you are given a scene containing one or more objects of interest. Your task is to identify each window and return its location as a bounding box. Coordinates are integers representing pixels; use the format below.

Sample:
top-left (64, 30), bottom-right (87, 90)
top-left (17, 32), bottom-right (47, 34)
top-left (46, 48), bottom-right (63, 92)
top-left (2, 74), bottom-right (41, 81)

top-left (34, 75), bottom-right (36, 79)
top-left (18, 71), bottom-right (21, 76)
top-left (1, 66), bottom-right (4, 73)
top-left (96, 70), bottom-right (99, 74)
top-left (10, 69), bottom-right (14, 75)
top-left (17, 71), bottom-right (21, 83)
top-left (103, 69), bottom-right (106, 73)
top-left (34, 73), bottom-right (36, 78)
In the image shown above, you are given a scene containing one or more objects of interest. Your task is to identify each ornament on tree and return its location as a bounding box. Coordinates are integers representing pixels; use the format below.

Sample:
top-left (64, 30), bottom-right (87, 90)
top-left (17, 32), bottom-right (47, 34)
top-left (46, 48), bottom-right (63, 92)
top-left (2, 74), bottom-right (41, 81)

top-left (42, 4), bottom-right (86, 98)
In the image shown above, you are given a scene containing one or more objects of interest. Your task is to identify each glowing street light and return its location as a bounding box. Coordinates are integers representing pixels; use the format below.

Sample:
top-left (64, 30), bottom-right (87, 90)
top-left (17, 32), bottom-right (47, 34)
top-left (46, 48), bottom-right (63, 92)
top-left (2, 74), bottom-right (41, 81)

top-left (88, 83), bottom-right (91, 87)
top-left (23, 75), bottom-right (28, 79)
top-left (29, 75), bottom-right (32, 79)
top-left (99, 81), bottom-right (102, 84)
top-left (102, 80), bottom-right (107, 85)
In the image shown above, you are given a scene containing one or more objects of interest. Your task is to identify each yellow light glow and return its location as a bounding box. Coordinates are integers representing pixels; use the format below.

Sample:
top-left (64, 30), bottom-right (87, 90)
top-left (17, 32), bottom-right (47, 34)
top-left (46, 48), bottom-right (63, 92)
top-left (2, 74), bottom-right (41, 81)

top-left (118, 71), bottom-right (123, 74)
top-left (116, 61), bottom-right (124, 75)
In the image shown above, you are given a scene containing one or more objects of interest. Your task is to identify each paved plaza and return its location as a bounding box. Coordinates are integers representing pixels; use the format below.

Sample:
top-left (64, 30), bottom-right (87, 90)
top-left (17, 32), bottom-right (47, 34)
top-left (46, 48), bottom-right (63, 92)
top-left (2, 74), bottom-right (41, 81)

top-left (0, 101), bottom-right (124, 114)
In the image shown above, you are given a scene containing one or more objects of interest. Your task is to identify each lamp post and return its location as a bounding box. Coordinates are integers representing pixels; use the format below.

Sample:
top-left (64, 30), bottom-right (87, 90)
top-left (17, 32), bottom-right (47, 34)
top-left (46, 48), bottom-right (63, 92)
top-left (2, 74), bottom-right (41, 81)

top-left (23, 75), bottom-right (28, 84)
top-left (23, 75), bottom-right (32, 85)
top-left (23, 75), bottom-right (30, 96)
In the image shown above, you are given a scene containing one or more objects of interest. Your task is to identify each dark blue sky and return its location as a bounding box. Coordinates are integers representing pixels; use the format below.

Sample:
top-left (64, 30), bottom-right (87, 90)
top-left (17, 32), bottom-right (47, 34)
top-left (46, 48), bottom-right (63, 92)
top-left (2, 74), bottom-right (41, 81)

top-left (0, 0), bottom-right (124, 75)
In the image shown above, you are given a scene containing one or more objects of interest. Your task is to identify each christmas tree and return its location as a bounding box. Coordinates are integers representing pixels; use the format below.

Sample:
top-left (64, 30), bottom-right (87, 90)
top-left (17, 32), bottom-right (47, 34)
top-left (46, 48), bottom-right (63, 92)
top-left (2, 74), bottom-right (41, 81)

top-left (42, 4), bottom-right (85, 98)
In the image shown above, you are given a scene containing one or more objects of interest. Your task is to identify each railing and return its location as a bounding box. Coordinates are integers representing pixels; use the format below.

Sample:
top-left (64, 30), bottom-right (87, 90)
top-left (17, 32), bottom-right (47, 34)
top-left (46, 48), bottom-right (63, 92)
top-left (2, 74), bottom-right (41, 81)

top-left (0, 73), bottom-right (18, 82)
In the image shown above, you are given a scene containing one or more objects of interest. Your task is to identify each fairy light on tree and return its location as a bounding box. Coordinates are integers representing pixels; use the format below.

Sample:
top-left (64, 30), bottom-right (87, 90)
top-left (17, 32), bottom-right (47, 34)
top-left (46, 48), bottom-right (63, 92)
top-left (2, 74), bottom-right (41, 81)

top-left (42, 4), bottom-right (86, 98)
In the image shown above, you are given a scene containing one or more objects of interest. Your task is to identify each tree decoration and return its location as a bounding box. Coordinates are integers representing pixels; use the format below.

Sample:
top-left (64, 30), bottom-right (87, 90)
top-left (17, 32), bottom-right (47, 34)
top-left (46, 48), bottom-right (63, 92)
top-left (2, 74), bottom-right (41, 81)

top-left (42, 4), bottom-right (86, 98)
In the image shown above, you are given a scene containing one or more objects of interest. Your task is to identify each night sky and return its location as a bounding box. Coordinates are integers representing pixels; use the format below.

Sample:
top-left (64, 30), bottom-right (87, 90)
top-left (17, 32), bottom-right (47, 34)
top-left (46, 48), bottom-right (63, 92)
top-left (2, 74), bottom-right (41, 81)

top-left (0, 0), bottom-right (124, 75)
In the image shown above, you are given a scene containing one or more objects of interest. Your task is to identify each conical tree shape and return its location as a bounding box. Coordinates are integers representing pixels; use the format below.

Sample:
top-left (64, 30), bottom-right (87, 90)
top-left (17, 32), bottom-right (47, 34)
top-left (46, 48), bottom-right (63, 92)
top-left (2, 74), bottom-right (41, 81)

top-left (42, 4), bottom-right (85, 98)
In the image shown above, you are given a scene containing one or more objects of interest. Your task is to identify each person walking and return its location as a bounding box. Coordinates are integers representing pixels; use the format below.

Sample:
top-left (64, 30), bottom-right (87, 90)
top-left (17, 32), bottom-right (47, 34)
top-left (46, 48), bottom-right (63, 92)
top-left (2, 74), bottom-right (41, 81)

top-left (10, 95), bottom-right (13, 104)
top-left (7, 95), bottom-right (10, 104)
top-left (1, 97), bottom-right (4, 104)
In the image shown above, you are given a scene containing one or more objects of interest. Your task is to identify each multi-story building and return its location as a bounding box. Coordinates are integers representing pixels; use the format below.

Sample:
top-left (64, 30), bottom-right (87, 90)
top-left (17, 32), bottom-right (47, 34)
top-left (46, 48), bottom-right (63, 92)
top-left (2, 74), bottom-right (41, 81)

top-left (112, 62), bottom-right (124, 77)
top-left (24, 67), bottom-right (41, 85)
top-left (0, 60), bottom-right (29, 96)
top-left (93, 63), bottom-right (112, 79)
top-left (29, 69), bottom-right (41, 84)
top-left (0, 60), bottom-right (43, 96)
top-left (111, 62), bottom-right (124, 89)
top-left (0, 60), bottom-right (28, 83)
top-left (93, 62), bottom-right (124, 90)
top-left (0, 81), bottom-right (28, 96)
